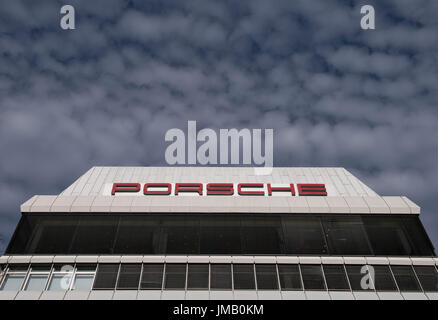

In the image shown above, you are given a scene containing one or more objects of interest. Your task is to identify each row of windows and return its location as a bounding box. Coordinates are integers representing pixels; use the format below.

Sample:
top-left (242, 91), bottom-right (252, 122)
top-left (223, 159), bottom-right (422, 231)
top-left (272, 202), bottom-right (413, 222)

top-left (1, 263), bottom-right (437, 292)
top-left (8, 214), bottom-right (435, 256)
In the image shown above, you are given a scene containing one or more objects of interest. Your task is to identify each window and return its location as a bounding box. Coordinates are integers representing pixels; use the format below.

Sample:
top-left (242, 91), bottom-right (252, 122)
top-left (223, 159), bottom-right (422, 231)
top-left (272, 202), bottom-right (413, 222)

top-left (72, 264), bottom-right (96, 290)
top-left (6, 214), bottom-right (436, 256)
top-left (113, 217), bottom-right (158, 254)
top-left (414, 266), bottom-right (438, 292)
top-left (373, 265), bottom-right (397, 291)
top-left (278, 265), bottom-right (302, 290)
top-left (187, 264), bottom-right (209, 290)
top-left (322, 217), bottom-right (372, 255)
top-left (70, 216), bottom-right (119, 254)
top-left (255, 264), bottom-right (279, 290)
top-left (323, 265), bottom-right (350, 291)
top-left (390, 265), bottom-right (421, 292)
top-left (363, 217), bottom-right (413, 255)
top-left (233, 264), bottom-right (255, 290)
top-left (141, 264), bottom-right (164, 290)
top-left (300, 265), bottom-right (326, 290)
top-left (242, 217), bottom-right (281, 254)
top-left (0, 265), bottom-right (28, 291)
top-left (24, 265), bottom-right (51, 291)
top-left (116, 264), bottom-right (141, 290)
top-left (283, 217), bottom-right (327, 255)
top-left (93, 264), bottom-right (119, 290)
top-left (47, 264), bottom-right (75, 291)
top-left (346, 265), bottom-right (370, 291)
top-left (200, 216), bottom-right (241, 254)
top-left (164, 264), bottom-right (186, 290)
top-left (210, 264), bottom-right (232, 290)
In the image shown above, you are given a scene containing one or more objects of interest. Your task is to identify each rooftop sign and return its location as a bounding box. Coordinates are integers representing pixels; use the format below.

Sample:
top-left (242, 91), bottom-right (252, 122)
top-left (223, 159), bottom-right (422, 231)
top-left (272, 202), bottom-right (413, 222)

top-left (109, 183), bottom-right (327, 197)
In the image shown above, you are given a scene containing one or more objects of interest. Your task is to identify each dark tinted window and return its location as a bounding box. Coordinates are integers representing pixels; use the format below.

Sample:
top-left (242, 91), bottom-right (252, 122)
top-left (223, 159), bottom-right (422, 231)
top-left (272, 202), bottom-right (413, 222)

top-left (200, 216), bottom-right (241, 254)
top-left (363, 217), bottom-right (412, 255)
top-left (164, 264), bottom-right (186, 290)
top-left (70, 216), bottom-right (119, 254)
top-left (255, 265), bottom-right (278, 290)
top-left (187, 264), bottom-right (209, 290)
top-left (210, 264), bottom-right (232, 290)
top-left (283, 217), bottom-right (327, 255)
top-left (7, 214), bottom-right (435, 256)
top-left (414, 266), bottom-right (438, 292)
top-left (116, 264), bottom-right (141, 290)
top-left (141, 264), bottom-right (164, 290)
top-left (93, 264), bottom-right (119, 290)
top-left (163, 218), bottom-right (200, 254)
top-left (322, 217), bottom-right (371, 255)
top-left (242, 217), bottom-right (281, 254)
top-left (346, 265), bottom-right (370, 291)
top-left (391, 265), bottom-right (421, 292)
top-left (323, 265), bottom-right (350, 291)
top-left (301, 265), bottom-right (326, 290)
top-left (113, 217), bottom-right (157, 254)
top-left (373, 265), bottom-right (397, 291)
top-left (278, 265), bottom-right (302, 290)
top-left (233, 264), bottom-right (255, 290)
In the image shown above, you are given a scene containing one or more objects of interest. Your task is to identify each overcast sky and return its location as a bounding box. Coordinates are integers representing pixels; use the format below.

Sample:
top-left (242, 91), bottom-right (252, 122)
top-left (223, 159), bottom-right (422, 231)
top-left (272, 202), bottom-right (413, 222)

top-left (0, 0), bottom-right (438, 252)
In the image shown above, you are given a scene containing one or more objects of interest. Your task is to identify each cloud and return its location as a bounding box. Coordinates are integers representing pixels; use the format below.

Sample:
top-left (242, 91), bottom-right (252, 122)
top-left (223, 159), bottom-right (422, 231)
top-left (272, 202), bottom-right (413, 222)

top-left (0, 0), bottom-right (438, 251)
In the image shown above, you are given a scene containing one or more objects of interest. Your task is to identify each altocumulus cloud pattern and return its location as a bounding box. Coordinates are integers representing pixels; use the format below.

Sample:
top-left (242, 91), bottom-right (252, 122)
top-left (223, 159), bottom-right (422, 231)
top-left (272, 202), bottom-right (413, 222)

top-left (0, 0), bottom-right (438, 251)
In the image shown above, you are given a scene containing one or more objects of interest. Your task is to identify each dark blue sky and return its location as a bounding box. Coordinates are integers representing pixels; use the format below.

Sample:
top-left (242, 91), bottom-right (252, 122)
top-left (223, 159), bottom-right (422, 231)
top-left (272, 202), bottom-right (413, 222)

top-left (1, 0), bottom-right (438, 252)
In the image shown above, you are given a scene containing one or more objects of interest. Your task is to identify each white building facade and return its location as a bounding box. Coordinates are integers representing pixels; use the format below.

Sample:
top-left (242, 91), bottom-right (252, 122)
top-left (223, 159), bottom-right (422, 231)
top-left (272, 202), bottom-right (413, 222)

top-left (0, 166), bottom-right (437, 300)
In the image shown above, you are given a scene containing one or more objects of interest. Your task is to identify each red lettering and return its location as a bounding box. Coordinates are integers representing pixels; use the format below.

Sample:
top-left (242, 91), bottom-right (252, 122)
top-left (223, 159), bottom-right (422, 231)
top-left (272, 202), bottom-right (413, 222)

top-left (237, 183), bottom-right (265, 196)
top-left (175, 183), bottom-right (203, 195)
top-left (206, 183), bottom-right (234, 195)
top-left (267, 184), bottom-right (295, 196)
top-left (297, 184), bottom-right (327, 196)
top-left (111, 183), bottom-right (140, 195)
top-left (144, 183), bottom-right (172, 195)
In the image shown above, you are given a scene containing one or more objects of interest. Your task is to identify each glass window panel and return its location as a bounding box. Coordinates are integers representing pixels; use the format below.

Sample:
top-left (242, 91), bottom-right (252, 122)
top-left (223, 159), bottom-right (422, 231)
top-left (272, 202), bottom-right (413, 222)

top-left (391, 265), bottom-right (421, 292)
top-left (6, 214), bottom-right (435, 256)
top-left (48, 274), bottom-right (72, 291)
top-left (363, 217), bottom-right (413, 255)
top-left (163, 217), bottom-right (200, 254)
top-left (93, 264), bottom-right (119, 290)
top-left (200, 217), bottom-right (241, 254)
top-left (255, 264), bottom-right (279, 290)
top-left (8, 264), bottom-right (29, 272)
top-left (210, 264), bottom-right (232, 290)
top-left (242, 217), bottom-right (281, 254)
top-left (0, 274), bottom-right (26, 291)
top-left (76, 264), bottom-right (97, 272)
top-left (72, 274), bottom-right (95, 291)
top-left (30, 264), bottom-right (51, 272)
top-left (113, 217), bottom-right (157, 254)
top-left (346, 265), bottom-right (372, 291)
top-left (278, 265), bottom-right (302, 290)
top-left (283, 217), bottom-right (327, 255)
top-left (233, 264), bottom-right (255, 290)
top-left (323, 265), bottom-right (350, 291)
top-left (301, 265), bottom-right (326, 290)
top-left (164, 264), bottom-right (186, 290)
top-left (24, 274), bottom-right (49, 291)
top-left (70, 216), bottom-right (119, 254)
top-left (402, 217), bottom-right (435, 256)
top-left (141, 264), bottom-right (164, 290)
top-left (187, 264), bottom-right (209, 290)
top-left (373, 265), bottom-right (397, 291)
top-left (414, 266), bottom-right (438, 292)
top-left (117, 264), bottom-right (141, 290)
top-left (322, 217), bottom-right (372, 255)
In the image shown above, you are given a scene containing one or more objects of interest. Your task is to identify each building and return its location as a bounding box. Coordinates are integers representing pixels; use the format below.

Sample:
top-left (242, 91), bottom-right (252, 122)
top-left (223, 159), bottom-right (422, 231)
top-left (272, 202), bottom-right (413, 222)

top-left (0, 166), bottom-right (437, 300)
